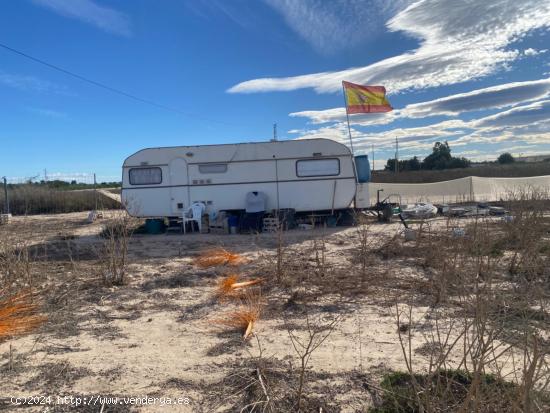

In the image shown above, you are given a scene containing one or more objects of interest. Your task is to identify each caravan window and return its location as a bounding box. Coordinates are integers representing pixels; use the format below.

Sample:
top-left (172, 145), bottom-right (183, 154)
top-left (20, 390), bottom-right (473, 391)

top-left (129, 167), bottom-right (162, 185)
top-left (296, 159), bottom-right (340, 177)
top-left (198, 163), bottom-right (228, 174)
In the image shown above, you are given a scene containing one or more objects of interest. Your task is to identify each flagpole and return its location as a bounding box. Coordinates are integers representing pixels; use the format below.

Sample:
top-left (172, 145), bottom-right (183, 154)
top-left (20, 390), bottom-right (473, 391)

top-left (342, 82), bottom-right (355, 155)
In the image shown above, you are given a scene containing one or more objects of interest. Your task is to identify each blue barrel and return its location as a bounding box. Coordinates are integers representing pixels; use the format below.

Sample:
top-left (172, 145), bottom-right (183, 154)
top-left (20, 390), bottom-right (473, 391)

top-left (145, 218), bottom-right (165, 234)
top-left (228, 215), bottom-right (238, 230)
top-left (355, 155), bottom-right (371, 183)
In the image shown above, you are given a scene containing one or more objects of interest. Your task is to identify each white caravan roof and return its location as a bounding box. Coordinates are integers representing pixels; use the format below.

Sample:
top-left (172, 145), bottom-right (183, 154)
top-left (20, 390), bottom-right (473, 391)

top-left (123, 138), bottom-right (351, 166)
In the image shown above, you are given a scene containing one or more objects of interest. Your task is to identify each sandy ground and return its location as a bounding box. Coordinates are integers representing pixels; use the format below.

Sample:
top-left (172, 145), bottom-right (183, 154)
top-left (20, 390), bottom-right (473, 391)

top-left (0, 211), bottom-right (534, 412)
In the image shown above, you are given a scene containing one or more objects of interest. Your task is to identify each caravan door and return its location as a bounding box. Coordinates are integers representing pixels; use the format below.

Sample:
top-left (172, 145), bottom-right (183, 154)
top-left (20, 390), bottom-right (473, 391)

top-left (169, 157), bottom-right (190, 215)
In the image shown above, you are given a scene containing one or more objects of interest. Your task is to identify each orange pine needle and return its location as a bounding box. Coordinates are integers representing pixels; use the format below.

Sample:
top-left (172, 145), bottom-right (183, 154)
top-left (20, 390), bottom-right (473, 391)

top-left (194, 248), bottom-right (247, 268)
top-left (215, 275), bottom-right (264, 298)
top-left (217, 274), bottom-right (240, 297)
top-left (212, 292), bottom-right (262, 340)
top-left (243, 321), bottom-right (254, 340)
top-left (231, 279), bottom-right (263, 289)
top-left (0, 291), bottom-right (45, 340)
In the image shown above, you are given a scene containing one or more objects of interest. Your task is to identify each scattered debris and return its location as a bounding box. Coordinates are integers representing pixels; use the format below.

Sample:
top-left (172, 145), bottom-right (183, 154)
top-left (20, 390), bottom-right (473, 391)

top-left (400, 203), bottom-right (438, 219)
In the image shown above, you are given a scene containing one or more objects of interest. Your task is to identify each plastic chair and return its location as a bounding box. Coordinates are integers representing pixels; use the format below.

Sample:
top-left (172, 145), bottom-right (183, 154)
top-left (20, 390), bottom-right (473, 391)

top-left (182, 202), bottom-right (205, 234)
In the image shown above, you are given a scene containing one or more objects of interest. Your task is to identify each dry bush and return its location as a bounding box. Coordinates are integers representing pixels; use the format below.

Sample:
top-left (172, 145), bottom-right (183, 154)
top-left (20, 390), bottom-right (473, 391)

top-left (98, 211), bottom-right (138, 286)
top-left (193, 248), bottom-right (247, 268)
top-left (380, 193), bottom-right (550, 412)
top-left (501, 189), bottom-right (550, 279)
top-left (285, 309), bottom-right (341, 411)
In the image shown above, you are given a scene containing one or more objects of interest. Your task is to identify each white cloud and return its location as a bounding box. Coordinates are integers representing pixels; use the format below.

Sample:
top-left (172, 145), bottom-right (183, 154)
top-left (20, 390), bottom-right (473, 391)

top-left (473, 99), bottom-right (550, 128)
top-left (32, 0), bottom-right (132, 36)
top-left (290, 107), bottom-right (400, 125)
top-left (404, 78), bottom-right (550, 118)
top-left (264, 0), bottom-right (409, 55)
top-left (229, 0), bottom-right (550, 94)
top-left (524, 48), bottom-right (548, 56)
top-left (290, 77), bottom-right (550, 125)
top-left (290, 97), bottom-right (550, 160)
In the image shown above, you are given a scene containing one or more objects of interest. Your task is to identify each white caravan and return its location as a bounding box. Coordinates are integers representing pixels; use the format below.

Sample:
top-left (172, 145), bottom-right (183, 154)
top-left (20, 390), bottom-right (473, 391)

top-left (121, 138), bottom-right (370, 218)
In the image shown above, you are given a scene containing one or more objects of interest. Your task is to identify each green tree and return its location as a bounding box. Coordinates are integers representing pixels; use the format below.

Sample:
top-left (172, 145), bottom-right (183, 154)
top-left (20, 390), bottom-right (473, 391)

top-left (497, 152), bottom-right (515, 164)
top-left (422, 141), bottom-right (452, 170)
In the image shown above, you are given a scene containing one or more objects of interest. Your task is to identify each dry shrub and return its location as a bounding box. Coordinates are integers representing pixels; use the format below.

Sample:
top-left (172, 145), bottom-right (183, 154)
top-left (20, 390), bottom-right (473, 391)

top-left (99, 211), bottom-right (138, 285)
top-left (501, 189), bottom-right (550, 279)
top-left (213, 291), bottom-right (262, 339)
top-left (194, 248), bottom-right (247, 268)
top-left (0, 290), bottom-right (45, 340)
top-left (388, 194), bottom-right (550, 412)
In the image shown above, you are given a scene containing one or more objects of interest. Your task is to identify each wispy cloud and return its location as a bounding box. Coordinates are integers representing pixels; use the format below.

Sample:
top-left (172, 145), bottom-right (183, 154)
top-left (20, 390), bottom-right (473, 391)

top-left (184, 0), bottom-right (260, 30)
top-left (290, 78), bottom-right (550, 125)
top-left (229, 0), bottom-right (550, 94)
top-left (292, 97), bottom-right (550, 161)
top-left (0, 71), bottom-right (70, 94)
top-left (264, 0), bottom-right (408, 55)
top-left (473, 99), bottom-right (550, 129)
top-left (32, 0), bottom-right (132, 37)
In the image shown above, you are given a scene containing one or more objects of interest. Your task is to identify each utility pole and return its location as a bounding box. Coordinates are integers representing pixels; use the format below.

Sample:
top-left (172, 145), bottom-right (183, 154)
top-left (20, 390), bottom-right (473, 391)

top-left (394, 137), bottom-right (399, 174)
top-left (371, 144), bottom-right (375, 172)
top-left (2, 177), bottom-right (9, 215)
top-left (44, 169), bottom-right (48, 182)
top-left (272, 123), bottom-right (278, 141)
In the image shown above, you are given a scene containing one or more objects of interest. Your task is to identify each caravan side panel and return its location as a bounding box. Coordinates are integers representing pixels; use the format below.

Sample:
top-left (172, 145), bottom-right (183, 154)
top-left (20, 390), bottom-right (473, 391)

top-left (276, 156), bottom-right (356, 211)
top-left (188, 160), bottom-right (278, 211)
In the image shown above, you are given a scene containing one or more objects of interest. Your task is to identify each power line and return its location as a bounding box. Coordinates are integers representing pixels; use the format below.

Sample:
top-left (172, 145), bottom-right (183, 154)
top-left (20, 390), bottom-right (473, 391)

top-left (0, 42), bottom-right (233, 125)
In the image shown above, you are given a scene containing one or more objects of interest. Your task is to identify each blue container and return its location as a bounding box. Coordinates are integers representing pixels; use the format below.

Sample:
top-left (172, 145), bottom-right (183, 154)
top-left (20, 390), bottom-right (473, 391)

top-left (355, 155), bottom-right (371, 183)
top-left (228, 215), bottom-right (238, 232)
top-left (145, 218), bottom-right (165, 234)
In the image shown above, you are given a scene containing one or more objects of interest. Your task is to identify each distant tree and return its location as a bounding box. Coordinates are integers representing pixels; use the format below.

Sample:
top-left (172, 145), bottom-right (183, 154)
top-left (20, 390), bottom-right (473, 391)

top-left (497, 152), bottom-right (515, 164)
top-left (421, 141), bottom-right (470, 170)
top-left (404, 156), bottom-right (422, 171)
top-left (422, 141), bottom-right (452, 170)
top-left (385, 158), bottom-right (398, 171)
top-left (447, 157), bottom-right (471, 169)
top-left (385, 156), bottom-right (422, 172)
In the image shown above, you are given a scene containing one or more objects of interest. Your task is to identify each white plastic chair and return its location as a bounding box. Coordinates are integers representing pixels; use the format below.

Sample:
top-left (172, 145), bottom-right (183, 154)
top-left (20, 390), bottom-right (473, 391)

top-left (182, 202), bottom-right (206, 234)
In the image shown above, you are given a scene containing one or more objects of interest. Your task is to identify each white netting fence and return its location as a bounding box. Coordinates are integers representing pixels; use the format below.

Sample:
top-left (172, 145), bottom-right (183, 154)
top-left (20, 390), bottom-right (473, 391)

top-left (369, 175), bottom-right (550, 204)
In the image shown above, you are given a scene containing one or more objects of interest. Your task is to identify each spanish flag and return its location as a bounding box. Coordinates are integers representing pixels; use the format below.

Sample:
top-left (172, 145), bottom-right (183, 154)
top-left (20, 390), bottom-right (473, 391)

top-left (343, 81), bottom-right (392, 114)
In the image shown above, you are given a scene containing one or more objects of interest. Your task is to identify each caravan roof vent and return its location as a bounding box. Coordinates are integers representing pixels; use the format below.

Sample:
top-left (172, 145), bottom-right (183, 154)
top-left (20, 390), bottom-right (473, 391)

top-left (313, 152), bottom-right (322, 157)
top-left (186, 152), bottom-right (194, 157)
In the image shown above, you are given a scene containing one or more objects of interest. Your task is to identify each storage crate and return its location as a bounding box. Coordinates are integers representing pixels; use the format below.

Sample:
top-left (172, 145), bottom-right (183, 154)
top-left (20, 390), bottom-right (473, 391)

top-left (262, 217), bottom-right (280, 233)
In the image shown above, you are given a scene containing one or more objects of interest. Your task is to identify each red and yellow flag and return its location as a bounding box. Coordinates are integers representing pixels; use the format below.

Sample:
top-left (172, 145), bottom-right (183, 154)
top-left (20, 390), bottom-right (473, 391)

top-left (343, 81), bottom-right (392, 114)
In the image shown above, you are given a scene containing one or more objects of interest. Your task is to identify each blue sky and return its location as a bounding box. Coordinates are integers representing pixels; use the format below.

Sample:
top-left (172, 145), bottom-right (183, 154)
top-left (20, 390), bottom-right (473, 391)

top-left (1, 0), bottom-right (550, 182)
